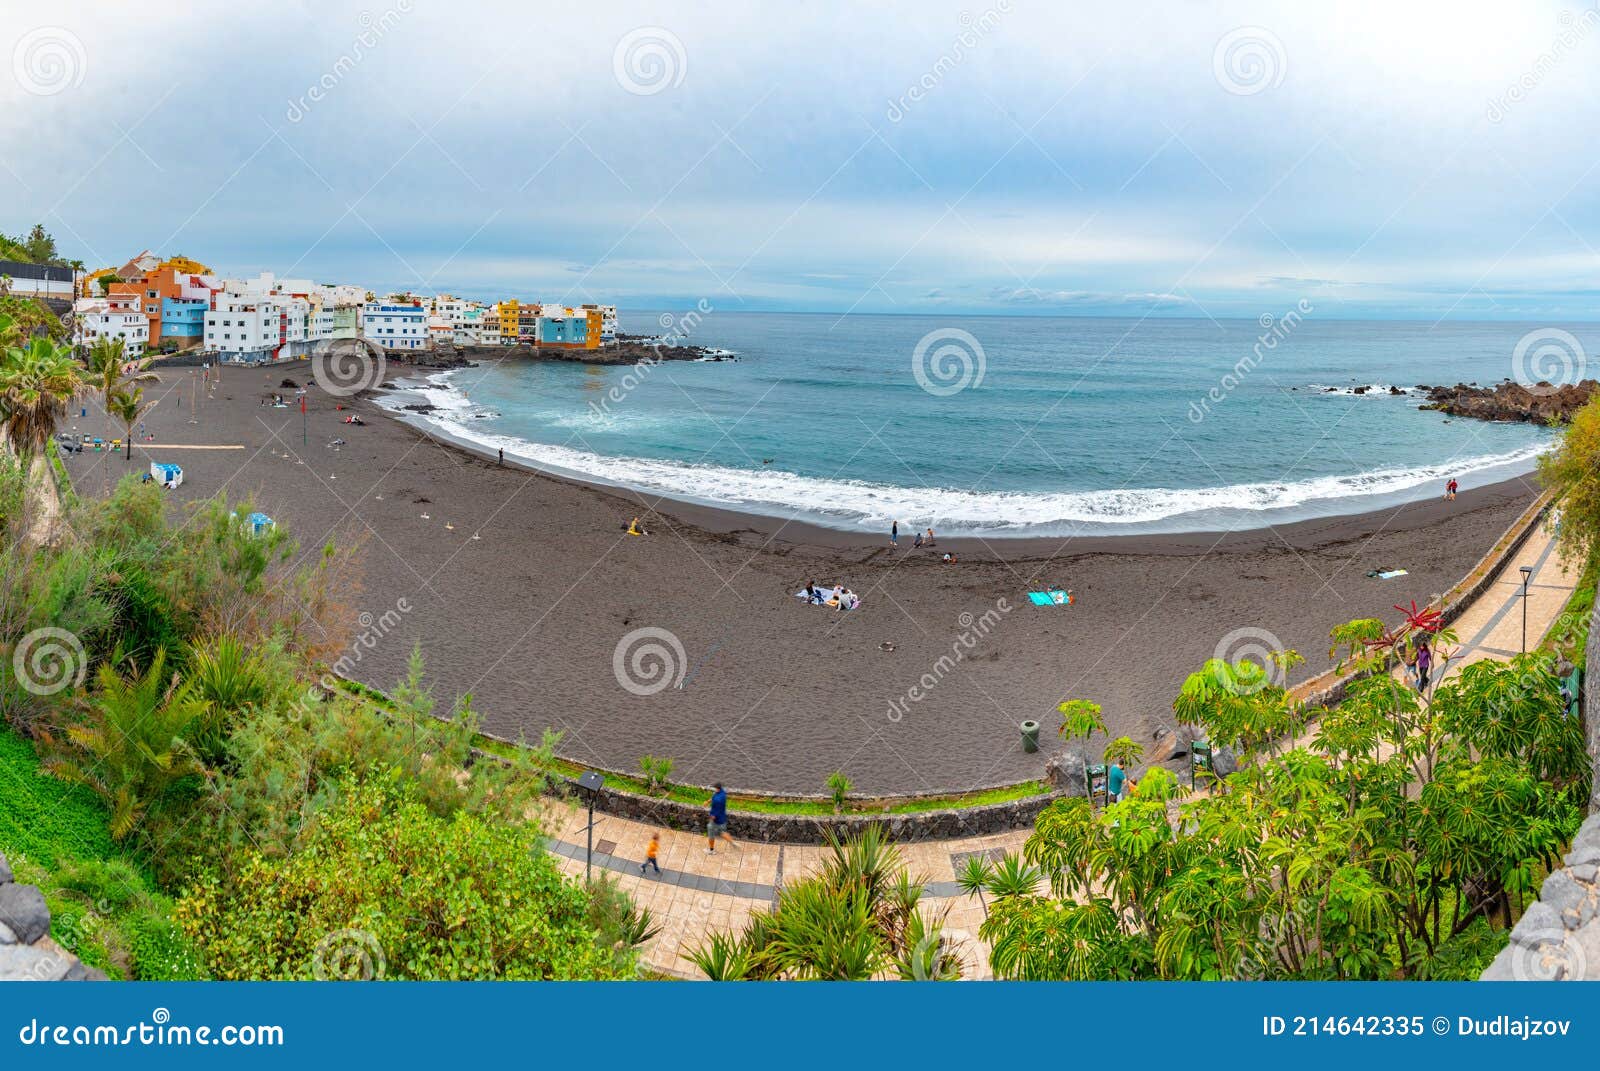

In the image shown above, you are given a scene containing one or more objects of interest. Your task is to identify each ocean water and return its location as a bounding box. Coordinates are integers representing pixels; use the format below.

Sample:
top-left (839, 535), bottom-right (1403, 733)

top-left (377, 312), bottom-right (1586, 536)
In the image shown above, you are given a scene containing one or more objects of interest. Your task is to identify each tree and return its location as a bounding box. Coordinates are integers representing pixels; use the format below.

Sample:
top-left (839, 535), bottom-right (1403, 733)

top-left (980, 612), bottom-right (1588, 981)
top-left (1538, 393), bottom-right (1600, 564)
top-left (44, 649), bottom-right (209, 841)
top-left (85, 337), bottom-right (154, 452)
top-left (107, 385), bottom-right (158, 459)
top-left (0, 333), bottom-right (82, 541)
top-left (22, 224), bottom-right (58, 265)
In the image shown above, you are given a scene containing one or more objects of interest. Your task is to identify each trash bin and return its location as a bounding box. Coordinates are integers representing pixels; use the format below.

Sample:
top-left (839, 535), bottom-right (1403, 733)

top-left (1020, 719), bottom-right (1040, 753)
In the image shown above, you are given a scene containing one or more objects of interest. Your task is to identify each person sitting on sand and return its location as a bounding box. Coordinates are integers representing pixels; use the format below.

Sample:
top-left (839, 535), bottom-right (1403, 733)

top-left (942, 552), bottom-right (956, 564)
top-left (841, 589), bottom-right (860, 611)
top-left (825, 584), bottom-right (844, 609)
top-left (627, 516), bottom-right (647, 536)
top-left (913, 532), bottom-right (923, 548)
top-left (805, 580), bottom-right (822, 604)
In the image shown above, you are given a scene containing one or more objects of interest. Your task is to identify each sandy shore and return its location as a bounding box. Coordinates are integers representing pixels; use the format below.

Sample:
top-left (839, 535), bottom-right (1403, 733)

top-left (60, 363), bottom-right (1543, 795)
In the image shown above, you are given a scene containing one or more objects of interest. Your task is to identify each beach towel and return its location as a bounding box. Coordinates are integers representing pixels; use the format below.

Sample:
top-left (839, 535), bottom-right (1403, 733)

top-left (794, 589), bottom-right (862, 609)
top-left (1366, 568), bottom-right (1408, 579)
top-left (1027, 590), bottom-right (1072, 606)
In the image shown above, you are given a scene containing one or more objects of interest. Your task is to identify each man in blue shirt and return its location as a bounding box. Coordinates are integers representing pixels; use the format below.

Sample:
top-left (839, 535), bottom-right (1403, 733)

top-left (707, 783), bottom-right (737, 854)
top-left (1107, 763), bottom-right (1126, 802)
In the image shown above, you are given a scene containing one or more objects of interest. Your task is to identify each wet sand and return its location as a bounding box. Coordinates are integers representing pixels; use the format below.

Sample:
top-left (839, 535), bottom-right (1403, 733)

top-left (60, 364), bottom-right (1542, 795)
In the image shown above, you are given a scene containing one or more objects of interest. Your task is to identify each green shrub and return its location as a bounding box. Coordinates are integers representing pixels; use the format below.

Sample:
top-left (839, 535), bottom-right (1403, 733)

top-left (176, 775), bottom-right (625, 980)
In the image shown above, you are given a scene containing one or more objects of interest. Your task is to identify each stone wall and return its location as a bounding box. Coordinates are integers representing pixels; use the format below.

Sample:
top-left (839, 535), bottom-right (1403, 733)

top-left (526, 763), bottom-right (1065, 844)
top-left (0, 854), bottom-right (106, 981)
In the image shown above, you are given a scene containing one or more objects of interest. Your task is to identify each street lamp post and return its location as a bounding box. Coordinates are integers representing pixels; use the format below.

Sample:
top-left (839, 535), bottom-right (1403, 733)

top-left (1519, 565), bottom-right (1534, 653)
top-left (575, 771), bottom-right (605, 882)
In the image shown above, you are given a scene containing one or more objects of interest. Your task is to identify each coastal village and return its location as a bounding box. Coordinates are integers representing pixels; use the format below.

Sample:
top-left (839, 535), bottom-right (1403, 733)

top-left (1, 248), bottom-right (619, 363)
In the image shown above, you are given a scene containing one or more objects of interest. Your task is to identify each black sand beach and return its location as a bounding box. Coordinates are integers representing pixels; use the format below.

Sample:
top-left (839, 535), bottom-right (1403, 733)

top-left (60, 364), bottom-right (1542, 794)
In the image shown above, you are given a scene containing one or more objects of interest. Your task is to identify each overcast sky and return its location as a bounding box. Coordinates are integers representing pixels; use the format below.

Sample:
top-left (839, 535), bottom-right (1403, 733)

top-left (4, 0), bottom-right (1599, 319)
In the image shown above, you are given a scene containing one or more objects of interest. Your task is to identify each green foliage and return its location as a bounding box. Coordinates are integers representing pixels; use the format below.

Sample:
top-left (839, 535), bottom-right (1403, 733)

top-left (0, 728), bottom-right (116, 865)
top-left (637, 753), bottom-right (675, 795)
top-left (825, 769), bottom-right (853, 809)
top-left (1539, 396), bottom-right (1600, 565)
top-left (983, 621), bottom-right (1588, 981)
top-left (1057, 698), bottom-right (1105, 740)
top-left (689, 827), bottom-right (956, 980)
top-left (175, 775), bottom-right (625, 980)
top-left (44, 648), bottom-right (208, 841)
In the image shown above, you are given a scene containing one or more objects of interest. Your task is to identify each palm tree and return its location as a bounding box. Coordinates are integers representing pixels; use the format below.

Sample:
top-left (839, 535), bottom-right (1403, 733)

top-left (956, 855), bottom-right (995, 917)
top-left (0, 333), bottom-right (83, 542)
top-left (108, 385), bottom-right (158, 460)
top-left (44, 648), bottom-right (209, 840)
top-left (85, 337), bottom-right (154, 452)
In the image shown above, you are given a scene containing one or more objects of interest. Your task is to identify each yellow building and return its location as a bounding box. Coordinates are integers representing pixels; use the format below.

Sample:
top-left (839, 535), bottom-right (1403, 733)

top-left (159, 255), bottom-right (212, 276)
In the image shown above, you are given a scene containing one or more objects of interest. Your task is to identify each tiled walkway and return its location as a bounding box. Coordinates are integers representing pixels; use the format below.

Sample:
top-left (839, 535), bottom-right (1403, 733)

top-left (544, 520), bottom-right (1579, 978)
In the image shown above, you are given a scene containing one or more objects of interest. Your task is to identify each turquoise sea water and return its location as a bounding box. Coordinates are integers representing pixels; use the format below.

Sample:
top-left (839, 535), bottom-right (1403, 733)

top-left (379, 312), bottom-right (1586, 536)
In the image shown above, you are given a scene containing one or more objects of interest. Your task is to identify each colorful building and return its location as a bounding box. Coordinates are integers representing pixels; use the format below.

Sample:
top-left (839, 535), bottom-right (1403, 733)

top-left (536, 304), bottom-right (604, 349)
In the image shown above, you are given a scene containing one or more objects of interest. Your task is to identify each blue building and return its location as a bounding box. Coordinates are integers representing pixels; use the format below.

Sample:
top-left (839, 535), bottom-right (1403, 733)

top-left (162, 297), bottom-right (208, 339)
top-left (537, 312), bottom-right (591, 347)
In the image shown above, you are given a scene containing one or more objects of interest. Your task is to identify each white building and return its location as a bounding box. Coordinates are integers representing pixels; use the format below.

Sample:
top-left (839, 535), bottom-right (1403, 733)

top-left (74, 299), bottom-right (149, 357)
top-left (359, 303), bottom-right (426, 350)
top-left (205, 294), bottom-right (290, 362)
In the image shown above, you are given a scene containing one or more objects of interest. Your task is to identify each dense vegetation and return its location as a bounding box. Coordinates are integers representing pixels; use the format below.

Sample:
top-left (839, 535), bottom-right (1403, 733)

top-left (0, 309), bottom-right (650, 979)
top-left (0, 223), bottom-right (73, 268)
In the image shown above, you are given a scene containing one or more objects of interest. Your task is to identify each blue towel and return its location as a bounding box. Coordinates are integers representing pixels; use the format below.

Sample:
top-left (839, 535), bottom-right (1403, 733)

top-left (1027, 592), bottom-right (1052, 606)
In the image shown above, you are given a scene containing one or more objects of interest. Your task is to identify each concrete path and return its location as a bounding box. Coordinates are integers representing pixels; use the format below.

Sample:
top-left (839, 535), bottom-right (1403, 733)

top-left (545, 519), bottom-right (1580, 978)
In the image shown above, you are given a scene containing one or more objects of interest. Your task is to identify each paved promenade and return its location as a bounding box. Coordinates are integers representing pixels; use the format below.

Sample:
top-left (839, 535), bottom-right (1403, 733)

top-left (544, 520), bottom-right (1580, 978)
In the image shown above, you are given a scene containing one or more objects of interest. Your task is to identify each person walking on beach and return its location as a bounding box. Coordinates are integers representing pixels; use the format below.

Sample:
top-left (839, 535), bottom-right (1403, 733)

top-left (641, 831), bottom-right (662, 875)
top-left (707, 783), bottom-right (736, 853)
top-left (926, 527), bottom-right (937, 547)
top-left (1446, 477), bottom-right (1458, 500)
top-left (891, 520), bottom-right (898, 546)
top-left (498, 447), bottom-right (504, 466)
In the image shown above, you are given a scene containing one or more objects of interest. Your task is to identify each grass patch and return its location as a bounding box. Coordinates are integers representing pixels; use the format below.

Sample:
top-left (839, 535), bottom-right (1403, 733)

top-left (1540, 544), bottom-right (1598, 667)
top-left (333, 678), bottom-right (1050, 816)
top-left (0, 727), bottom-right (206, 980)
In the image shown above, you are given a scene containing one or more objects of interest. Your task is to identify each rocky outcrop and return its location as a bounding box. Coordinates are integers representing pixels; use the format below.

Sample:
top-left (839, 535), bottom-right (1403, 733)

top-left (1480, 816), bottom-right (1600, 980)
top-left (0, 854), bottom-right (107, 982)
top-left (1417, 380), bottom-right (1598, 424)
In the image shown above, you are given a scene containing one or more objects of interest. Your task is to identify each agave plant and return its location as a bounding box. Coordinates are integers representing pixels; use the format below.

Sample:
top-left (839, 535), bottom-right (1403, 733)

top-left (956, 855), bottom-right (995, 917)
top-left (984, 852), bottom-right (1042, 900)
top-left (185, 634), bottom-right (275, 766)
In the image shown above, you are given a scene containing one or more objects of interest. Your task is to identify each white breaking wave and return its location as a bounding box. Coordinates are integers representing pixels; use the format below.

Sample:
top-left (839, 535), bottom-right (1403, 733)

top-left (379, 374), bottom-right (1548, 534)
top-left (1303, 383), bottom-right (1424, 396)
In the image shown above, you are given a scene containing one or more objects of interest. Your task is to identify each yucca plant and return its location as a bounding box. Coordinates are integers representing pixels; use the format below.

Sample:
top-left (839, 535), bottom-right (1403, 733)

top-left (44, 648), bottom-right (209, 840)
top-left (956, 855), bottom-right (995, 917)
top-left (636, 754), bottom-right (675, 795)
top-left (984, 852), bottom-right (1042, 900)
top-left (185, 634), bottom-right (274, 767)
top-left (825, 769), bottom-right (852, 812)
top-left (689, 827), bottom-right (957, 981)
